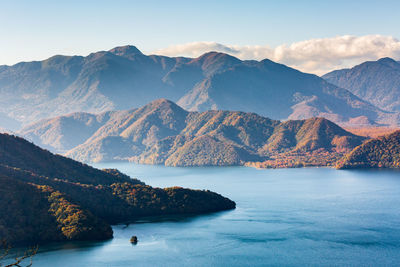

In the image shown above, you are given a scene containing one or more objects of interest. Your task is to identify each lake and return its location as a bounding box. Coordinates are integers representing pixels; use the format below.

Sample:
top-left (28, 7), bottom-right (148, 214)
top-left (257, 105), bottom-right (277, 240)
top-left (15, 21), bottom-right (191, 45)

top-left (30, 164), bottom-right (400, 266)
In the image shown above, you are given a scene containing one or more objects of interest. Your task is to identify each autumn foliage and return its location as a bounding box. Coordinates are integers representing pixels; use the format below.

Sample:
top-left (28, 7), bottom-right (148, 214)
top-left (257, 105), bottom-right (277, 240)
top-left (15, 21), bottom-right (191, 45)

top-left (0, 133), bottom-right (235, 245)
top-left (337, 130), bottom-right (400, 169)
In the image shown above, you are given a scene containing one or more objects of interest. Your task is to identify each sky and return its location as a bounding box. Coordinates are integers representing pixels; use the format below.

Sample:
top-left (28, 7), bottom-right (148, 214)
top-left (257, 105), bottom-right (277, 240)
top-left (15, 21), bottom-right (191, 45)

top-left (1, 0), bottom-right (400, 74)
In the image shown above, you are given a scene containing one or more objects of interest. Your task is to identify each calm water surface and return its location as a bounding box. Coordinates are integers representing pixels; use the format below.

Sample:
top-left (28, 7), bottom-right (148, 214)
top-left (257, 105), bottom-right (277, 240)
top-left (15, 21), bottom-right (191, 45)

top-left (31, 164), bottom-right (400, 266)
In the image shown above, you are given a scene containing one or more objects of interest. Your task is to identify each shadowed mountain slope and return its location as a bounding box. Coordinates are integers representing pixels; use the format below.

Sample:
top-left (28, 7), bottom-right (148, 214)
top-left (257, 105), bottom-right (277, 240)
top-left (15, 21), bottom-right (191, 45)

top-left (177, 59), bottom-right (398, 126)
top-left (0, 133), bottom-right (235, 245)
top-left (323, 58), bottom-right (400, 113)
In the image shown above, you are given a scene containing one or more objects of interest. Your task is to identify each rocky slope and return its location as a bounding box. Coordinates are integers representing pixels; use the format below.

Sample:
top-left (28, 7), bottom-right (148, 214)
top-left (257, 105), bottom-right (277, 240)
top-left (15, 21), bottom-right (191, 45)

top-left (337, 130), bottom-right (400, 169)
top-left (20, 99), bottom-right (366, 167)
top-left (0, 133), bottom-right (235, 245)
top-left (323, 58), bottom-right (400, 112)
top-left (0, 46), bottom-right (397, 129)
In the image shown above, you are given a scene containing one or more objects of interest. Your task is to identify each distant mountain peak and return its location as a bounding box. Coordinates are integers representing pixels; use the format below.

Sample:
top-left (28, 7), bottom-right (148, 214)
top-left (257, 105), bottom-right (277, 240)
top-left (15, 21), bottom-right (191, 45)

top-left (323, 57), bottom-right (400, 112)
top-left (109, 45), bottom-right (143, 57)
top-left (187, 51), bottom-right (242, 76)
top-left (198, 51), bottom-right (231, 58)
top-left (1, 45), bottom-right (398, 129)
top-left (146, 98), bottom-right (176, 106)
top-left (139, 98), bottom-right (186, 114)
top-left (376, 57), bottom-right (398, 67)
top-left (377, 57), bottom-right (396, 63)
top-left (194, 51), bottom-right (241, 63)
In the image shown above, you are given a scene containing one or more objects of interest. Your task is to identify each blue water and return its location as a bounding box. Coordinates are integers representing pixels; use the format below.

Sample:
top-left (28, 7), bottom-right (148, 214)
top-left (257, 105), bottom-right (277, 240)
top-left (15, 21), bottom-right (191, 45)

top-left (30, 165), bottom-right (400, 266)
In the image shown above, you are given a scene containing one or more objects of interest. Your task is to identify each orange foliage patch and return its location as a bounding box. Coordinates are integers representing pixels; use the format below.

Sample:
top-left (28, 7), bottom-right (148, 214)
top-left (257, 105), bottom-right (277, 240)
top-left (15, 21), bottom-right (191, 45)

top-left (344, 127), bottom-right (400, 138)
top-left (245, 149), bottom-right (342, 169)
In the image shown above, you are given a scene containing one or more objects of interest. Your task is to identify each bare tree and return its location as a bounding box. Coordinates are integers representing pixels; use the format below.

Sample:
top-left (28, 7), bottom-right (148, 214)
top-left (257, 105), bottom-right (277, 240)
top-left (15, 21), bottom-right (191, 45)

top-left (0, 240), bottom-right (38, 267)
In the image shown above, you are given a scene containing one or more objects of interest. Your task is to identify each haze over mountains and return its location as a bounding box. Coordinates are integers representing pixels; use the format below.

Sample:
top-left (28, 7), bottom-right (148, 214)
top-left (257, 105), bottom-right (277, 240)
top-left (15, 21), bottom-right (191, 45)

top-left (323, 57), bottom-right (400, 112)
top-left (20, 99), bottom-right (366, 166)
top-left (1, 45), bottom-right (399, 130)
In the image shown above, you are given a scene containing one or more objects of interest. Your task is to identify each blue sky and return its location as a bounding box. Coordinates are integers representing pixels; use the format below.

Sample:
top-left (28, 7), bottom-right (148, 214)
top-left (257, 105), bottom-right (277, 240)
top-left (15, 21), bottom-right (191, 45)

top-left (1, 0), bottom-right (400, 73)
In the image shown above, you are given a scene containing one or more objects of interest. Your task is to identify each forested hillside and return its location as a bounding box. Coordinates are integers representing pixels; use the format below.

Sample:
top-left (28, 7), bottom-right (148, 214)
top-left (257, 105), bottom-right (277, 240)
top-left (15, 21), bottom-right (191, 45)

top-left (21, 99), bottom-right (365, 167)
top-left (337, 130), bottom-right (400, 169)
top-left (0, 133), bottom-right (235, 245)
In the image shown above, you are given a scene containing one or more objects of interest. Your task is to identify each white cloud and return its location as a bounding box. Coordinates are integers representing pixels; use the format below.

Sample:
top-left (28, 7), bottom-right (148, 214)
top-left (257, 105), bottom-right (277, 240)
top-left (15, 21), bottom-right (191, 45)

top-left (152, 35), bottom-right (400, 75)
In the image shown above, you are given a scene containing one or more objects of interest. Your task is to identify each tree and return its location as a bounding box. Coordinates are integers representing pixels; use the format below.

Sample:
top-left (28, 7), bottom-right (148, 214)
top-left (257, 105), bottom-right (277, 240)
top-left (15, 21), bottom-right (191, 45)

top-left (0, 240), bottom-right (38, 267)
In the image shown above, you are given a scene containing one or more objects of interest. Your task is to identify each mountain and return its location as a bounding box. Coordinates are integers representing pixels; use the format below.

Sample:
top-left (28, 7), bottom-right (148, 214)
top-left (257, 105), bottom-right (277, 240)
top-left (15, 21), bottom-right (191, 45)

top-left (20, 99), bottom-right (366, 167)
top-left (0, 46), bottom-right (186, 126)
top-left (323, 58), bottom-right (400, 112)
top-left (0, 133), bottom-right (235, 245)
top-left (337, 130), bottom-right (400, 169)
top-left (19, 111), bottom-right (117, 152)
top-left (177, 58), bottom-right (399, 126)
top-left (0, 175), bottom-right (113, 245)
top-left (0, 46), bottom-right (398, 128)
top-left (0, 46), bottom-right (238, 126)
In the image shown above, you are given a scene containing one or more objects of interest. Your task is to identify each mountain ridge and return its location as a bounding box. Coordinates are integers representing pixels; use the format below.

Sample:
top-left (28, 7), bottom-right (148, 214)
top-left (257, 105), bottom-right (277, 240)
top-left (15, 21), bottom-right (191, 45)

top-left (20, 99), bottom-right (366, 167)
top-left (1, 45), bottom-right (398, 130)
top-left (323, 57), bottom-right (400, 112)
